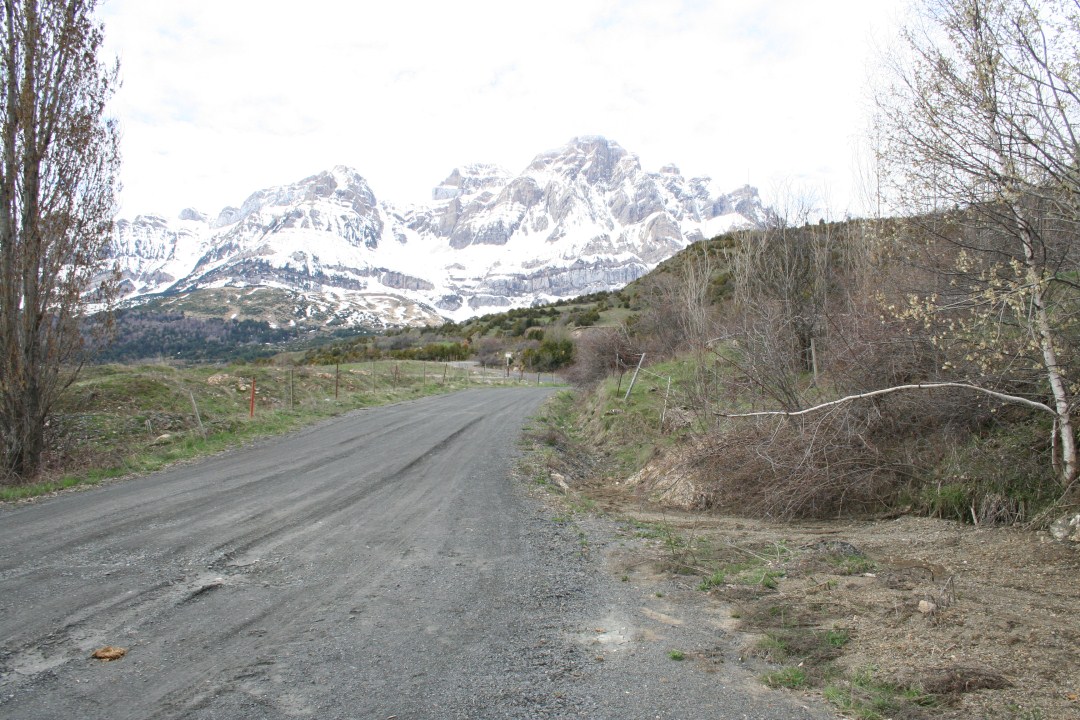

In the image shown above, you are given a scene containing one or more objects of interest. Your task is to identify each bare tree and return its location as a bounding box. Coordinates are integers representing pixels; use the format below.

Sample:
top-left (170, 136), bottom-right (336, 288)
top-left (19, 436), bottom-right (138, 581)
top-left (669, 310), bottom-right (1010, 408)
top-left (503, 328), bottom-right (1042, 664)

top-left (564, 324), bottom-right (633, 387)
top-left (0, 0), bottom-right (119, 480)
top-left (875, 0), bottom-right (1080, 497)
top-left (728, 199), bottom-right (869, 410)
top-left (676, 241), bottom-right (714, 348)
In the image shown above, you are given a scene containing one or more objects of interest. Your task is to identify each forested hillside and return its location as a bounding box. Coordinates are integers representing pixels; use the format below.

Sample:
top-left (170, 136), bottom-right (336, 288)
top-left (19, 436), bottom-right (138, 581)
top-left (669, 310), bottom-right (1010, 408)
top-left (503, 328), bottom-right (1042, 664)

top-left (90, 310), bottom-right (302, 363)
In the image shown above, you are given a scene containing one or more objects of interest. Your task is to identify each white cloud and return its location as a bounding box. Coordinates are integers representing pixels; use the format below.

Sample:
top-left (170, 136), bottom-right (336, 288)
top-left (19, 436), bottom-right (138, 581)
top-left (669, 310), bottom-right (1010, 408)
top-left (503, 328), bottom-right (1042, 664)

top-left (100, 0), bottom-right (907, 219)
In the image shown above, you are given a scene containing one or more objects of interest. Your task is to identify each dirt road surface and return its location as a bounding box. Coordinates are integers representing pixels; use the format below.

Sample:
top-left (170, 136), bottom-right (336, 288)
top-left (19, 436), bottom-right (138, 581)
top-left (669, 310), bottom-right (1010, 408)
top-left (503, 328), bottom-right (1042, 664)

top-left (0, 389), bottom-right (831, 719)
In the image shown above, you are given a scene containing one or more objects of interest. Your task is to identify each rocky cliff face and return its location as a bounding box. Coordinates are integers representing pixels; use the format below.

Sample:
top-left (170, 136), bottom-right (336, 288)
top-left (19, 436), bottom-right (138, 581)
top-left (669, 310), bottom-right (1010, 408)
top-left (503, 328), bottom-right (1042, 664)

top-left (110, 137), bottom-right (765, 327)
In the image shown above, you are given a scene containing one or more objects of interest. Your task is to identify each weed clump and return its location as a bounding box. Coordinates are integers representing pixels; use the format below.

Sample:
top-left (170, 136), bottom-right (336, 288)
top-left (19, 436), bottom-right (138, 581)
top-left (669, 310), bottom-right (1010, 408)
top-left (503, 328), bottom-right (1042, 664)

top-left (763, 667), bottom-right (808, 690)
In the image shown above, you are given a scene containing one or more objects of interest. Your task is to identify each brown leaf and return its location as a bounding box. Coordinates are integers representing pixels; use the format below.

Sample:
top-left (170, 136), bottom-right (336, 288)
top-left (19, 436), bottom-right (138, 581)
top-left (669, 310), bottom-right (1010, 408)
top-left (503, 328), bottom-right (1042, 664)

top-left (91, 646), bottom-right (127, 661)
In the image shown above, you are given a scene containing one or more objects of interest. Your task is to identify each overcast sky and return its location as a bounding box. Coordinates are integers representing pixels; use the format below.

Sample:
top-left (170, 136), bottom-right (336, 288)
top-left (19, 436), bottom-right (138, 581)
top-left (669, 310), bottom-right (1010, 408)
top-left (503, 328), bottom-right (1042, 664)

top-left (100, 0), bottom-right (908, 220)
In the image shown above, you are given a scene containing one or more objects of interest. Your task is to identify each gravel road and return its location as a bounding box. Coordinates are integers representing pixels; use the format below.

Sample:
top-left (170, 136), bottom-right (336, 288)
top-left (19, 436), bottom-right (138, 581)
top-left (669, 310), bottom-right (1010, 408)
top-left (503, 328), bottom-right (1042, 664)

top-left (0, 388), bottom-right (832, 719)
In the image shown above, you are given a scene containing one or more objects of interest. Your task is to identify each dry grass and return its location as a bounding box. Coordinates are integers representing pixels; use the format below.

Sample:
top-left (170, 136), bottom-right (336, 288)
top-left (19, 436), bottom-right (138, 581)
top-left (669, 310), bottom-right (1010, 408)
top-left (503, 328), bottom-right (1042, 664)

top-left (603, 503), bottom-right (1080, 720)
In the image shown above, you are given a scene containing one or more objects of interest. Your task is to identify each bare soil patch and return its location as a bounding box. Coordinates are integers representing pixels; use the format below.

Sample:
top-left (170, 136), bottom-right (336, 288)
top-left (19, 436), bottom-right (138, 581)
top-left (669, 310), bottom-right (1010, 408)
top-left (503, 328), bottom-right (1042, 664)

top-left (574, 476), bottom-right (1080, 719)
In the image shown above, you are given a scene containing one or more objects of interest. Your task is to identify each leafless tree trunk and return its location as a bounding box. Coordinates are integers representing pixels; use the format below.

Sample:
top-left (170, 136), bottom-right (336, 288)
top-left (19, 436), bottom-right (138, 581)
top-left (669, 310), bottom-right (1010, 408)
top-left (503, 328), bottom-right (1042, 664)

top-left (0, 0), bottom-right (119, 481)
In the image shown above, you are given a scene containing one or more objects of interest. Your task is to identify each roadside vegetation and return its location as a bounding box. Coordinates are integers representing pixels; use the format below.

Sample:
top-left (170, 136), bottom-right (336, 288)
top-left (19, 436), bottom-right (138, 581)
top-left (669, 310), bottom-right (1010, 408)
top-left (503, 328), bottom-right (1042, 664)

top-left (521, 389), bottom-right (1076, 720)
top-left (554, 220), bottom-right (1067, 525)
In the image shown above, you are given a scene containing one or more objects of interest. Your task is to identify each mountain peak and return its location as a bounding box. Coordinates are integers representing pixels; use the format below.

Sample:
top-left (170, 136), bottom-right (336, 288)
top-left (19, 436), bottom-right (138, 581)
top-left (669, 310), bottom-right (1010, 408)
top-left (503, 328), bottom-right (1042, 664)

top-left (528, 135), bottom-right (636, 185)
top-left (568, 134), bottom-right (625, 152)
top-left (296, 166), bottom-right (373, 199)
top-left (220, 167), bottom-right (378, 227)
top-left (178, 207), bottom-right (208, 223)
top-left (432, 164), bottom-right (511, 201)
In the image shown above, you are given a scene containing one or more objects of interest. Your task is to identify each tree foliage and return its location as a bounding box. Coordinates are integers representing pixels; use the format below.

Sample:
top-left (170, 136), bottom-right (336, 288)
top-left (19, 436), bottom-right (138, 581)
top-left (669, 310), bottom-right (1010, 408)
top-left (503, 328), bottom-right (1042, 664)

top-left (0, 0), bottom-right (119, 480)
top-left (522, 338), bottom-right (574, 372)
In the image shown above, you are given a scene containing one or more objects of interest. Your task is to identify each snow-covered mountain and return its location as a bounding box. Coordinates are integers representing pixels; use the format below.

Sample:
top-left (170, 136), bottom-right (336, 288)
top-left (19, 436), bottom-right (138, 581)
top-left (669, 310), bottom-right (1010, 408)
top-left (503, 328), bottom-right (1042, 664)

top-left (111, 136), bottom-right (765, 328)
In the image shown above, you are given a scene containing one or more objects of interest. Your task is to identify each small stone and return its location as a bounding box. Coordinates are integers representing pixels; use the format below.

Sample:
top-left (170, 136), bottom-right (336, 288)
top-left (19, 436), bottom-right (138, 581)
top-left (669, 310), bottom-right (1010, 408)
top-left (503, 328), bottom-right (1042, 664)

top-left (918, 600), bottom-right (937, 615)
top-left (811, 540), bottom-right (862, 556)
top-left (551, 473), bottom-right (571, 493)
top-left (1049, 513), bottom-right (1080, 543)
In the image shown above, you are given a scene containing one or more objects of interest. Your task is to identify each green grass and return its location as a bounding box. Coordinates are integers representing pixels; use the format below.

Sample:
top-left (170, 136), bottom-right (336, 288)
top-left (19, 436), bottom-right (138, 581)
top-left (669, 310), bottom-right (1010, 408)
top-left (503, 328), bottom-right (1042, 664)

top-left (628, 519), bottom-right (670, 539)
top-left (575, 355), bottom-right (715, 476)
top-left (0, 471), bottom-right (111, 501)
top-left (825, 553), bottom-right (877, 576)
top-left (697, 553), bottom-right (785, 591)
top-left (757, 627), bottom-right (846, 667)
top-left (922, 417), bottom-right (1060, 524)
top-left (763, 667), bottom-right (808, 689)
top-left (740, 567), bottom-right (783, 589)
top-left (825, 629), bottom-right (850, 648)
top-left (567, 496), bottom-right (597, 514)
top-left (596, 307), bottom-right (635, 325)
top-left (756, 633), bottom-right (791, 660)
top-left (698, 570), bottom-right (726, 590)
top-left (822, 666), bottom-right (935, 719)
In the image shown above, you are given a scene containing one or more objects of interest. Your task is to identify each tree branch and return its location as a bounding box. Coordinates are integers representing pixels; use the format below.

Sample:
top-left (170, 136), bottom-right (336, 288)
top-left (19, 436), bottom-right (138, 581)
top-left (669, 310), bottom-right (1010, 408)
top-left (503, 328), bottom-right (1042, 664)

top-left (720, 382), bottom-right (1055, 418)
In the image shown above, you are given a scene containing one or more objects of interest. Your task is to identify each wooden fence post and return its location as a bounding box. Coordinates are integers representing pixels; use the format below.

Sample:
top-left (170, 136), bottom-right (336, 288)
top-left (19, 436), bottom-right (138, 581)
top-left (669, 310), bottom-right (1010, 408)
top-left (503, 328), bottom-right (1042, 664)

top-left (623, 353), bottom-right (645, 402)
top-left (660, 376), bottom-right (671, 431)
top-left (189, 391), bottom-right (206, 438)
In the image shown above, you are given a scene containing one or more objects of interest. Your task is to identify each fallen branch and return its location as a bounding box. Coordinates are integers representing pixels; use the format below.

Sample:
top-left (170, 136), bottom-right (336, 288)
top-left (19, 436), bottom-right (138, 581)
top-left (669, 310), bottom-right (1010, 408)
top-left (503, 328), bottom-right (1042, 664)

top-left (720, 382), bottom-right (1054, 418)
